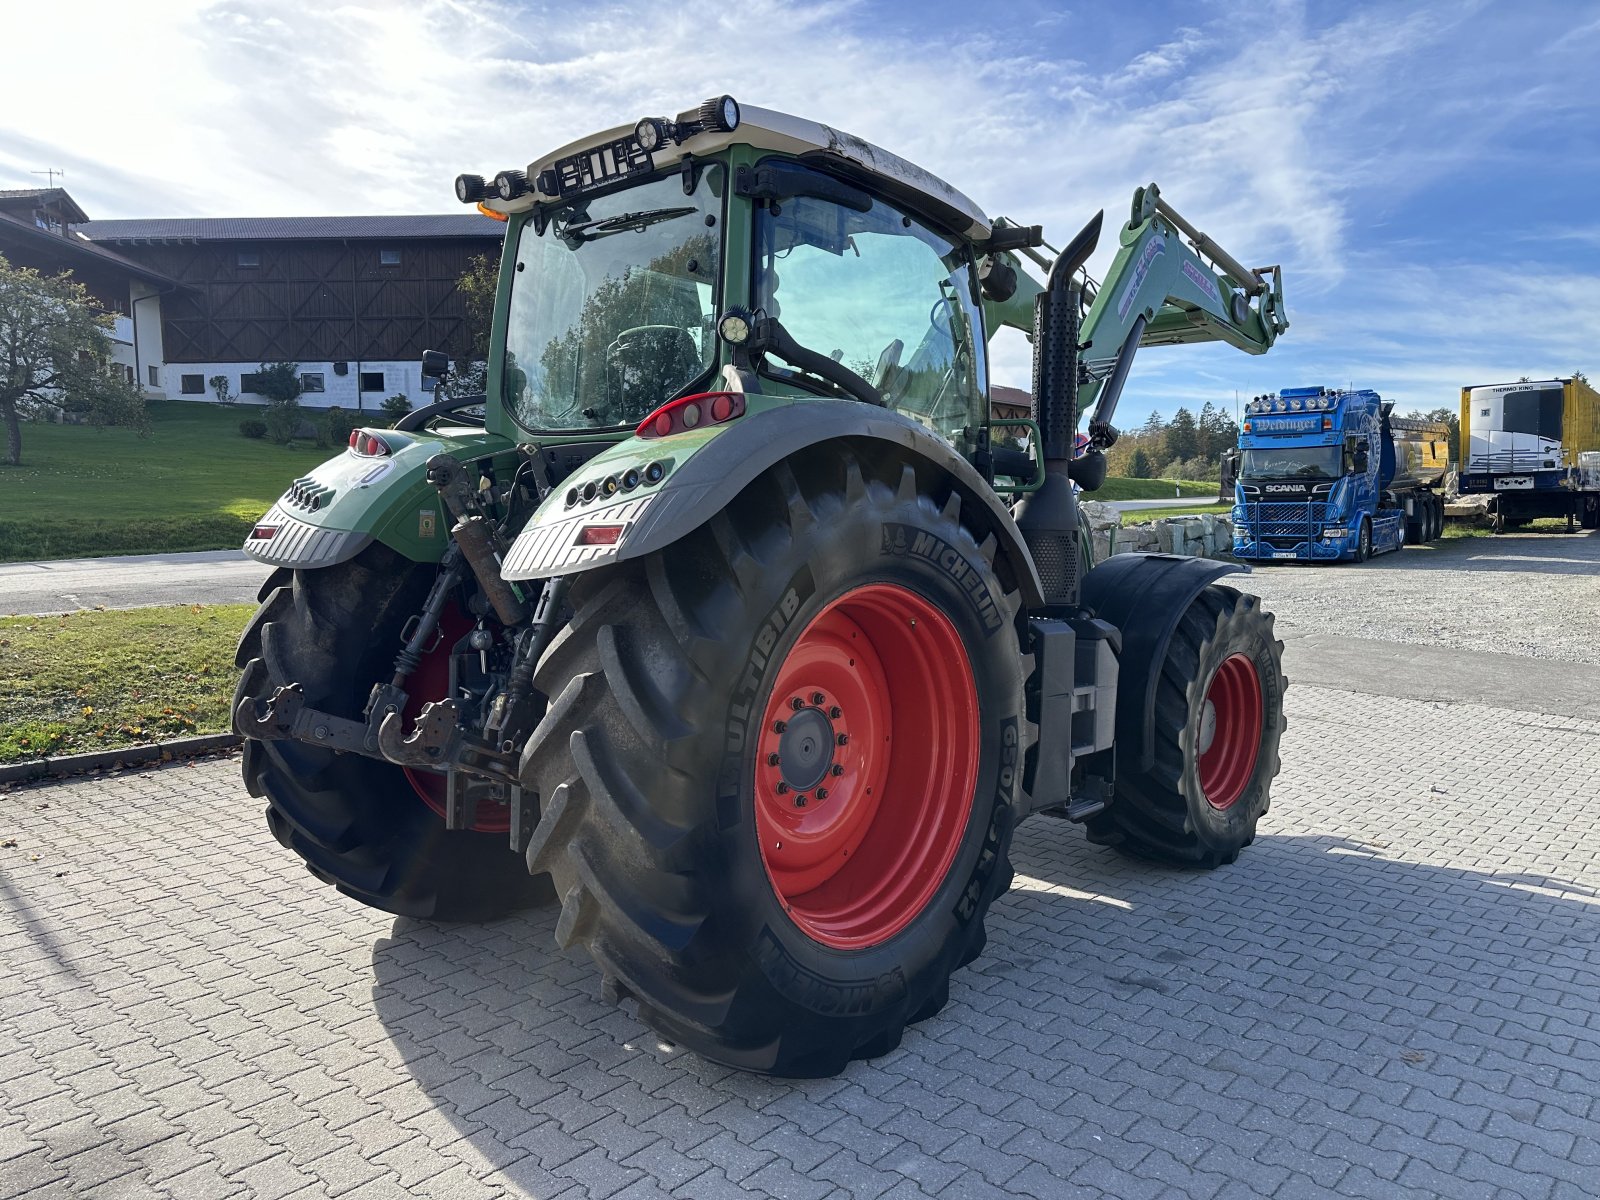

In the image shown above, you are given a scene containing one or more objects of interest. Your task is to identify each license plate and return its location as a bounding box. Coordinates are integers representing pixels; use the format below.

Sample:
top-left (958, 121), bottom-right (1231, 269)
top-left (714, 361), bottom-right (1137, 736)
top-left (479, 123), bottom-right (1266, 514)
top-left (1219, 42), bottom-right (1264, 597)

top-left (1272, 550), bottom-right (1298, 559)
top-left (1494, 476), bottom-right (1533, 490)
top-left (546, 137), bottom-right (652, 198)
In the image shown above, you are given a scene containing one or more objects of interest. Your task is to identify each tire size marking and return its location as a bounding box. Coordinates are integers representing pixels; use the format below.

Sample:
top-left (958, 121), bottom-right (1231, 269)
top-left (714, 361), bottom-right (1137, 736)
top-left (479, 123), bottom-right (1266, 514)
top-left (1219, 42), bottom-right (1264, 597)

top-left (956, 717), bottom-right (1015, 923)
top-left (881, 525), bottom-right (1002, 634)
top-left (718, 569), bottom-right (815, 821)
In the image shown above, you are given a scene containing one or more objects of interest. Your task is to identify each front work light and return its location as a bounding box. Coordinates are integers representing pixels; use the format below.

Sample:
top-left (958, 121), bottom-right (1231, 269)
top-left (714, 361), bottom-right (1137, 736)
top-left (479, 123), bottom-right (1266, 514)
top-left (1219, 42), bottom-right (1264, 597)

top-left (717, 309), bottom-right (752, 345)
top-left (455, 174), bottom-right (487, 204)
top-left (635, 118), bottom-right (666, 152)
top-left (700, 95), bottom-right (740, 133)
top-left (493, 169), bottom-right (529, 201)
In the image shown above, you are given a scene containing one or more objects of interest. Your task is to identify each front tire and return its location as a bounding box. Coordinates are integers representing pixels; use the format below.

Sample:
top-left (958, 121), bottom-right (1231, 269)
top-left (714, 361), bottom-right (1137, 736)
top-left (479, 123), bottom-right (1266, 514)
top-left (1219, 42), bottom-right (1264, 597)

top-left (1086, 586), bottom-right (1285, 867)
top-left (519, 447), bottom-right (1026, 1076)
top-left (1354, 518), bottom-right (1372, 562)
top-left (234, 544), bottom-right (553, 921)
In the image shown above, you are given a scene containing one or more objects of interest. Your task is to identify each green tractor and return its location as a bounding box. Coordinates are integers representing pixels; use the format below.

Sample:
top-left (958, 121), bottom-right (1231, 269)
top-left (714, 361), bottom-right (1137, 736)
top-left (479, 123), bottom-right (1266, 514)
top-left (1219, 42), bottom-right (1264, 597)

top-left (235, 98), bottom-right (1291, 1077)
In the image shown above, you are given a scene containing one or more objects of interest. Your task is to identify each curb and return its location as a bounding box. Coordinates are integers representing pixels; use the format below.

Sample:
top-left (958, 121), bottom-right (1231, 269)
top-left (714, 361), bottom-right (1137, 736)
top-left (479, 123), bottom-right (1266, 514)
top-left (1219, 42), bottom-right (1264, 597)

top-left (0, 733), bottom-right (242, 786)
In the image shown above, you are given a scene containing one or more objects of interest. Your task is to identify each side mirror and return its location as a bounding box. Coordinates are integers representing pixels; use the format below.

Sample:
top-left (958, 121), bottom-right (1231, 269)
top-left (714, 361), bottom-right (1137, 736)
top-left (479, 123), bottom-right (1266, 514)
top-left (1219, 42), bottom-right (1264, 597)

top-left (420, 349), bottom-right (449, 379)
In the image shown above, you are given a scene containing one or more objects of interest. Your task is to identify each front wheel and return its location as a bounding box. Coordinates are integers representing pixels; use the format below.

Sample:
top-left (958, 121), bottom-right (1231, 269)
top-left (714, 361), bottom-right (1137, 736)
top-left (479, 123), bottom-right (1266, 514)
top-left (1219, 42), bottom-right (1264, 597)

top-left (1353, 518), bottom-right (1372, 562)
top-left (518, 448), bottom-right (1025, 1076)
top-left (1086, 586), bottom-right (1285, 867)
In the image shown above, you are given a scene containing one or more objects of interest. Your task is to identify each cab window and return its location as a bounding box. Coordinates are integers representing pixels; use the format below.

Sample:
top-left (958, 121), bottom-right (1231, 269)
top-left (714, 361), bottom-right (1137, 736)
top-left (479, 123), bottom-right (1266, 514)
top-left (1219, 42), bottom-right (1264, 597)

top-left (753, 178), bottom-right (985, 447)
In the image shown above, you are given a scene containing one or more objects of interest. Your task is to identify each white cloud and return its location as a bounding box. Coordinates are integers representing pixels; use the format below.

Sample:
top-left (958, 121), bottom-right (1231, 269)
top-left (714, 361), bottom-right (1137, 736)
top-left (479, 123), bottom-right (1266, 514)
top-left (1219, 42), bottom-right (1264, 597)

top-left (0, 0), bottom-right (1594, 418)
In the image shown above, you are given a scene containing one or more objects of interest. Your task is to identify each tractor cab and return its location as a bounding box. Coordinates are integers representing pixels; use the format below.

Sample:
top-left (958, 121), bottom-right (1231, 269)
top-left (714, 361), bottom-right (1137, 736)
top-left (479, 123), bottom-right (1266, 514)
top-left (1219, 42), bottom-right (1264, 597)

top-left (457, 100), bottom-right (998, 463)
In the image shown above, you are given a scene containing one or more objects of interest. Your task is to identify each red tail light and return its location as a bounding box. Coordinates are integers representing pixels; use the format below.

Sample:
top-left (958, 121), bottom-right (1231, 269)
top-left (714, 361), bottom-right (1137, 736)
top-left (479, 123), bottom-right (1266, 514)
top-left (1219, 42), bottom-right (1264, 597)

top-left (574, 523), bottom-right (626, 546)
top-left (636, 391), bottom-right (746, 439)
top-left (249, 524), bottom-right (278, 540)
top-left (349, 429), bottom-right (391, 457)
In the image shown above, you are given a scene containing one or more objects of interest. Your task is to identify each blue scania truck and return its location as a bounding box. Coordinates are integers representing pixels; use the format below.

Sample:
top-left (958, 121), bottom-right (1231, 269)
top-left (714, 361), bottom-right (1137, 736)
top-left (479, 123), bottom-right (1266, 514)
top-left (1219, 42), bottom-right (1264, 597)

top-left (1232, 387), bottom-right (1449, 562)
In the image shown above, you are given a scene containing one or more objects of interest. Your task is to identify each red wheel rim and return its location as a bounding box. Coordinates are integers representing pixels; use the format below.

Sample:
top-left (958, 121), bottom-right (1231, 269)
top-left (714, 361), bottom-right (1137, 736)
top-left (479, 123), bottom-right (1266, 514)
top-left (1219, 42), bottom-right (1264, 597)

top-left (1197, 653), bottom-right (1263, 810)
top-left (402, 606), bottom-right (510, 834)
top-left (754, 583), bottom-right (980, 950)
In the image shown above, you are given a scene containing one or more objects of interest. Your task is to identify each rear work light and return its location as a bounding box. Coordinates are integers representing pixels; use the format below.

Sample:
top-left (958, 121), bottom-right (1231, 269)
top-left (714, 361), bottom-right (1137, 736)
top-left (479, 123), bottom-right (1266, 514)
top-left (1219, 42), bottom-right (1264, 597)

top-left (637, 391), bottom-right (746, 439)
top-left (348, 429), bottom-right (392, 457)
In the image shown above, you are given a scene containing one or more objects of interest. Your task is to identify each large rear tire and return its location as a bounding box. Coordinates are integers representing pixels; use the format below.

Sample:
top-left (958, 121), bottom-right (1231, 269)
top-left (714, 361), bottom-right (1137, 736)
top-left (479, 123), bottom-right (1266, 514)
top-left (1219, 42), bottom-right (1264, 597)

top-left (519, 447), bottom-right (1026, 1076)
top-left (234, 544), bottom-right (553, 921)
top-left (1086, 585), bottom-right (1284, 867)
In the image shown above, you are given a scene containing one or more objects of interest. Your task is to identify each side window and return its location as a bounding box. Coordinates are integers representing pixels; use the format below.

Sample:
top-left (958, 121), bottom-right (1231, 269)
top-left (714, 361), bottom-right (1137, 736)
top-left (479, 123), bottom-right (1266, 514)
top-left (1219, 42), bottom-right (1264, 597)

top-left (754, 179), bottom-right (984, 446)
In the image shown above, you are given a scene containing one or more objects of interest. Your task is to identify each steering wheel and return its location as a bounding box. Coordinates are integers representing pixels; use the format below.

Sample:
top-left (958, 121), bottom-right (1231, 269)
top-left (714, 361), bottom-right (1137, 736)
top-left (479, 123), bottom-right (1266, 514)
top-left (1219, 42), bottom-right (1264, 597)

top-left (929, 296), bottom-right (956, 335)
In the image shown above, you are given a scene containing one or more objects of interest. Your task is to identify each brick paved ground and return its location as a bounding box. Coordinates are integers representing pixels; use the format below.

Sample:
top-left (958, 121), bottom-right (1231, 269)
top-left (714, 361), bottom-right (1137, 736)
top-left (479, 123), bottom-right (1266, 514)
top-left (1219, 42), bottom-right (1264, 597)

top-left (4, 686), bottom-right (1600, 1198)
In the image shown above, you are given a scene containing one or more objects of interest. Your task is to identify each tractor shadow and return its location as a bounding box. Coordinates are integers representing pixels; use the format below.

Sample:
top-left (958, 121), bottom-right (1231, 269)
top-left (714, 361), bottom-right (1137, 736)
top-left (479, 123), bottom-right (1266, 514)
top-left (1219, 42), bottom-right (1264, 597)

top-left (368, 826), bottom-right (1600, 1194)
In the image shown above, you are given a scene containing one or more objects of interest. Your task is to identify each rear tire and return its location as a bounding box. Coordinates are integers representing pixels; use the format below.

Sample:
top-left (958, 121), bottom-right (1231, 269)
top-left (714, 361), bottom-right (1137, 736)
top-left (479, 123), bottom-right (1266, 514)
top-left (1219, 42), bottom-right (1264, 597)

top-left (518, 447), bottom-right (1025, 1076)
top-left (234, 544), bottom-right (553, 921)
top-left (1086, 586), bottom-right (1284, 867)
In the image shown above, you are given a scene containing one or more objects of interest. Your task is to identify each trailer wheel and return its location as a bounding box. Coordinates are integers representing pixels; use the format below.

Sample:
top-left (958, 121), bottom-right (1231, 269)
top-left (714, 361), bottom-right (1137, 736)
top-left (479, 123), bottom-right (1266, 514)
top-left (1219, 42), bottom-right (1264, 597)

top-left (518, 448), bottom-right (1025, 1076)
top-left (234, 544), bottom-right (553, 921)
top-left (1353, 518), bottom-right (1372, 562)
top-left (1086, 586), bottom-right (1284, 867)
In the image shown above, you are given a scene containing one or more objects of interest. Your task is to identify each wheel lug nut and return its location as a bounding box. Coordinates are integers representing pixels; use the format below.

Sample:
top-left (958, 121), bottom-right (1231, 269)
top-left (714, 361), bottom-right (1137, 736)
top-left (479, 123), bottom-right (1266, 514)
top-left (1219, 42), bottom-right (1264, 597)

top-left (791, 697), bottom-right (806, 711)
top-left (776, 782), bottom-right (788, 794)
top-left (815, 787), bottom-right (828, 801)
top-left (773, 720), bottom-right (787, 733)
top-left (767, 753), bottom-right (781, 767)
top-left (794, 794), bottom-right (808, 807)
top-left (828, 706), bottom-right (841, 719)
top-left (836, 733), bottom-right (849, 746)
top-left (831, 764), bottom-right (844, 776)
top-left (811, 692), bottom-right (826, 706)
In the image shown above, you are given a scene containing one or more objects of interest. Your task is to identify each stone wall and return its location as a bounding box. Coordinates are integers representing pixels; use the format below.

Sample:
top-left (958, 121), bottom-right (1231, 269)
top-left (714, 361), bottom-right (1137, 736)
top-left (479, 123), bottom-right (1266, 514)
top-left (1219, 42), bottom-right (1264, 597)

top-left (1079, 501), bottom-right (1236, 563)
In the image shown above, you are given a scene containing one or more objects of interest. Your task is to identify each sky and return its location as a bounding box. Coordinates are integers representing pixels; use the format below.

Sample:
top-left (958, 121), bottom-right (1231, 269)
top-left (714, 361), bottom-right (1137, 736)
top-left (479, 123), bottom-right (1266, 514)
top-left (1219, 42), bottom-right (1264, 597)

top-left (2, 0), bottom-right (1596, 422)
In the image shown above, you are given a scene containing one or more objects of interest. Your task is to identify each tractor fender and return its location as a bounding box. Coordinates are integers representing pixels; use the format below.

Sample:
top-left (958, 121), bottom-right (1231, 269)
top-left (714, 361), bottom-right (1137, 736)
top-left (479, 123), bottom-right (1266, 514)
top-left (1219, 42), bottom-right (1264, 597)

top-left (1079, 552), bottom-right (1248, 773)
top-left (501, 400), bottom-right (1045, 609)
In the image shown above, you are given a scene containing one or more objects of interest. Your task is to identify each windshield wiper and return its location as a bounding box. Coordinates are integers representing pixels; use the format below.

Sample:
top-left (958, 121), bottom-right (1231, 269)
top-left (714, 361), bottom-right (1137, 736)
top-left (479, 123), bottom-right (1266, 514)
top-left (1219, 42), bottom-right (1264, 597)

top-left (557, 206), bottom-right (697, 246)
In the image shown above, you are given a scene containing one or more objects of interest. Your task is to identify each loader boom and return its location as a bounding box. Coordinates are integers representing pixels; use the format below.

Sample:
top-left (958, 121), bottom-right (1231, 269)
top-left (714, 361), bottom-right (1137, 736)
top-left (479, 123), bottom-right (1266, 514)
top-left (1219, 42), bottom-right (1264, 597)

top-left (986, 183), bottom-right (1289, 446)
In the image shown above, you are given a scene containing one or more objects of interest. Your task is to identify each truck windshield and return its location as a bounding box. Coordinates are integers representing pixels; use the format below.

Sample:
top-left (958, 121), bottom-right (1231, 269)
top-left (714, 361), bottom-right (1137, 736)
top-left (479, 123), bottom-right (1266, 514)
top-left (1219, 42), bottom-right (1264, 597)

top-left (1240, 446), bottom-right (1341, 479)
top-left (501, 167), bottom-right (723, 431)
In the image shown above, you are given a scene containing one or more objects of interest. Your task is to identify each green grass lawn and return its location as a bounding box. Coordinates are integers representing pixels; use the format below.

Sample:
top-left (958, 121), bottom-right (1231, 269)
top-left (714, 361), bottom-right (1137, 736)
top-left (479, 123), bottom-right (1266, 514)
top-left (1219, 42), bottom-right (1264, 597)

top-left (1093, 478), bottom-right (1216, 501)
top-left (0, 401), bottom-right (331, 561)
top-left (0, 399), bottom-right (1219, 562)
top-left (0, 605), bottom-right (251, 764)
top-left (1119, 501), bottom-right (1232, 525)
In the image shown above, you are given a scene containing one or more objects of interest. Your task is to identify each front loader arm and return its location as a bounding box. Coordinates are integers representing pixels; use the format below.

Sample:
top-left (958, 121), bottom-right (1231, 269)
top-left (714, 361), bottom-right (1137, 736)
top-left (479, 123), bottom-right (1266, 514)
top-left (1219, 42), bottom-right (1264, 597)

top-left (985, 183), bottom-right (1289, 442)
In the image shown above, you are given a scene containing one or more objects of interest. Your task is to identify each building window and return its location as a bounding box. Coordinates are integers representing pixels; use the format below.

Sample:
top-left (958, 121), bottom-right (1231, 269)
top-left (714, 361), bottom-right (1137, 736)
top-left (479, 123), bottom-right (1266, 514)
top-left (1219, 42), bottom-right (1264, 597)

top-left (300, 372), bottom-right (325, 393)
top-left (360, 371), bottom-right (385, 392)
top-left (379, 248), bottom-right (402, 267)
top-left (180, 374), bottom-right (205, 395)
top-left (148, 365), bottom-right (159, 386)
top-left (237, 250), bottom-right (261, 268)
top-left (124, 365), bottom-right (135, 384)
top-left (240, 372), bottom-right (265, 394)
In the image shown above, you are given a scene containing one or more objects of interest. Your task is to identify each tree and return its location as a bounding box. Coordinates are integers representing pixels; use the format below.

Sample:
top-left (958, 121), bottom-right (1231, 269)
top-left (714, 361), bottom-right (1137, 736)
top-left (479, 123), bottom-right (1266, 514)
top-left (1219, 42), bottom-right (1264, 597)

top-left (1199, 401), bottom-right (1237, 462)
top-left (209, 374), bottom-right (234, 404)
top-left (254, 361), bottom-right (303, 404)
top-left (1164, 406), bottom-right (1199, 463)
top-left (457, 253), bottom-right (497, 363)
top-left (0, 253), bottom-right (148, 467)
top-left (1128, 447), bottom-right (1153, 478)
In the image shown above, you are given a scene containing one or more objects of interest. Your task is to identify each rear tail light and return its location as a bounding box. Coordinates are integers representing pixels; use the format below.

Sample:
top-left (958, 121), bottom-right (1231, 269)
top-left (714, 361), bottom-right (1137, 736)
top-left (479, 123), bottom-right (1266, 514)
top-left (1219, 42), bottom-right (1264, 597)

top-left (574, 524), bottom-right (626, 546)
top-left (1322, 417), bottom-right (1334, 430)
top-left (348, 429), bottom-right (391, 457)
top-left (637, 391), bottom-right (746, 439)
top-left (249, 525), bottom-right (278, 540)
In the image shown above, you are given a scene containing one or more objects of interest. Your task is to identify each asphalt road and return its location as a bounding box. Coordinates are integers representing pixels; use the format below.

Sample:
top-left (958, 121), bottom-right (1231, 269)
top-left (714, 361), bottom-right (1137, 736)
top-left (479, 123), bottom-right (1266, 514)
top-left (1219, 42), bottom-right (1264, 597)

top-left (0, 550), bottom-right (275, 616)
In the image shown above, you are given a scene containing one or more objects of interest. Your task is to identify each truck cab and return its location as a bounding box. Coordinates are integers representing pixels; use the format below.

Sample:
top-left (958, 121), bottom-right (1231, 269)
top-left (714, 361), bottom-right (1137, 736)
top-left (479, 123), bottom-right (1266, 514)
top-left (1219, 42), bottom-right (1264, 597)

top-left (1232, 386), bottom-right (1446, 562)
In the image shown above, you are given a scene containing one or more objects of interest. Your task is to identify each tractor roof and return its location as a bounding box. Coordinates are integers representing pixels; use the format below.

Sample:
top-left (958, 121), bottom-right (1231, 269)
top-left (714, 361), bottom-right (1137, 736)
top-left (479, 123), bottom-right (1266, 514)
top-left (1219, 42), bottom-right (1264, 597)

top-left (487, 103), bottom-right (990, 241)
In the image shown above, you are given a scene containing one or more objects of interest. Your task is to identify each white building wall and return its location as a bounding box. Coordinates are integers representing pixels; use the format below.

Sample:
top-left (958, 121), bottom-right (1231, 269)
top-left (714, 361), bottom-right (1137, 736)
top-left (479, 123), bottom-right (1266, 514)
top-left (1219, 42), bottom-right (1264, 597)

top-left (156, 360), bottom-right (437, 410)
top-left (130, 283), bottom-right (165, 395)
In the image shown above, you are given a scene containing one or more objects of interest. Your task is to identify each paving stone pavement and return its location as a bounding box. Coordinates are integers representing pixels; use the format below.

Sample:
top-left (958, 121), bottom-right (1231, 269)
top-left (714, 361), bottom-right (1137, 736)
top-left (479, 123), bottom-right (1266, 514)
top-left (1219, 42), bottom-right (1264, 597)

top-left (3, 685), bottom-right (1599, 1199)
